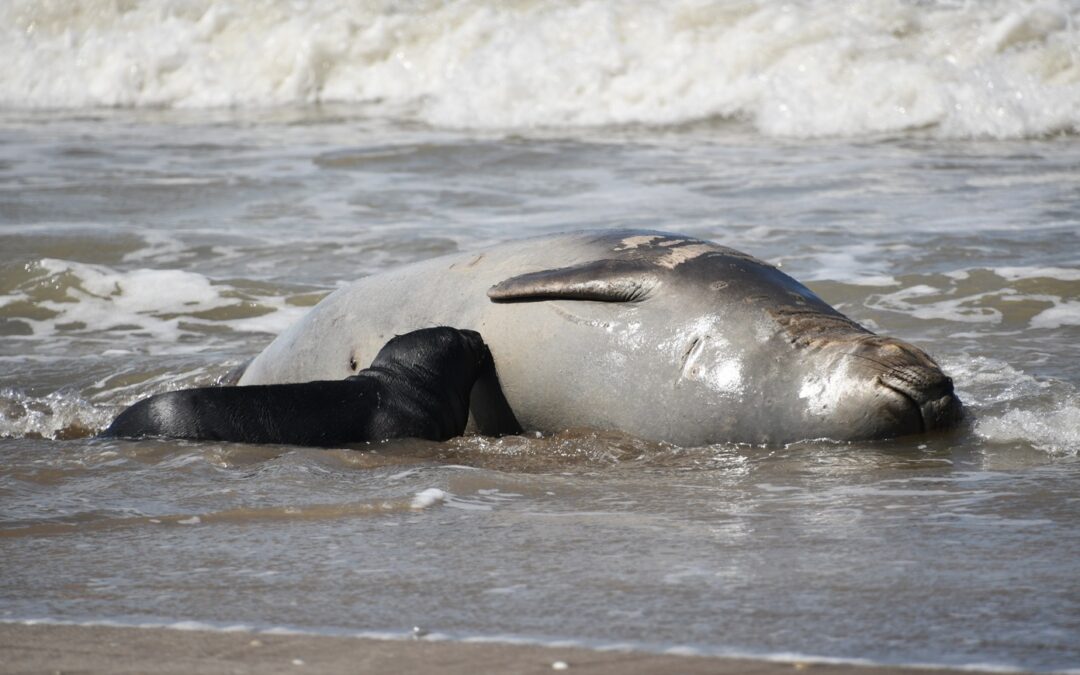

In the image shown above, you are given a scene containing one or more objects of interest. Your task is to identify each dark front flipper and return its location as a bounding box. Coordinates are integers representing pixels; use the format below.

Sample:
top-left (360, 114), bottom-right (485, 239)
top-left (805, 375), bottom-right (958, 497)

top-left (468, 350), bottom-right (522, 436)
top-left (488, 259), bottom-right (659, 303)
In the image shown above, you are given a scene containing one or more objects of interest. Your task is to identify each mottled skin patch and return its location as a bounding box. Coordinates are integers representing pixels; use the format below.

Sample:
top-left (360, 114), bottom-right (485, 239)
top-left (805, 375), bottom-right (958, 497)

top-left (614, 235), bottom-right (663, 251)
top-left (654, 243), bottom-right (715, 269)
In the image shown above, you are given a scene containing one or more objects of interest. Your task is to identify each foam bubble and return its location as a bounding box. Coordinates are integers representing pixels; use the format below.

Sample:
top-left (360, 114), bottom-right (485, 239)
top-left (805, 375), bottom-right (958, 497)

top-left (410, 488), bottom-right (447, 510)
top-left (2, 0), bottom-right (1077, 138)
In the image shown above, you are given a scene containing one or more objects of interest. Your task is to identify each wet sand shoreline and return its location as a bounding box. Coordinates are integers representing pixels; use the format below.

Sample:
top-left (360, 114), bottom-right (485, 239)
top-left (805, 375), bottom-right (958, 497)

top-left (0, 623), bottom-right (1012, 675)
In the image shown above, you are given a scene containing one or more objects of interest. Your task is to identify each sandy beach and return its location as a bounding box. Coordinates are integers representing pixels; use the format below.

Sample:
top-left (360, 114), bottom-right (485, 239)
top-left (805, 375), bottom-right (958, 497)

top-left (0, 623), bottom-right (1006, 675)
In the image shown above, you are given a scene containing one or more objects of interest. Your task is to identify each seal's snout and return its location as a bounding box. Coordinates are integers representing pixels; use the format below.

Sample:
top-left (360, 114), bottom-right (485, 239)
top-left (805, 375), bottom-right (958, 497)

top-left (840, 336), bottom-right (963, 436)
top-left (878, 364), bottom-right (963, 433)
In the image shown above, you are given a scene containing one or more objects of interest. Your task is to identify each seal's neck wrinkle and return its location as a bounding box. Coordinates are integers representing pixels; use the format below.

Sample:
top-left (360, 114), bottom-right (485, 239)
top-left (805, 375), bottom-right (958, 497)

top-left (770, 307), bottom-right (871, 349)
top-left (844, 336), bottom-right (942, 374)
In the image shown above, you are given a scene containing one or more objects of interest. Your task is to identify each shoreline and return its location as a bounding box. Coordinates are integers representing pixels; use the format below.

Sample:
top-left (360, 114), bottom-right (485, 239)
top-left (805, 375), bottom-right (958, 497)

top-left (0, 622), bottom-right (1019, 675)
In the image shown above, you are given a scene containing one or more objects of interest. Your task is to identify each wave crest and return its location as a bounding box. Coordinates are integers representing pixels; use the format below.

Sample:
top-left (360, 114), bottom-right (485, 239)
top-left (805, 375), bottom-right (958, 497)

top-left (3, 0), bottom-right (1078, 138)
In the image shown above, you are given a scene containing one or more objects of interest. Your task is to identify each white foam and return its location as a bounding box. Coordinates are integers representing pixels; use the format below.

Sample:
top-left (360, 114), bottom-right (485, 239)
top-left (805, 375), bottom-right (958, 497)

top-left (0, 388), bottom-right (111, 440)
top-left (2, 0), bottom-right (1078, 138)
top-left (944, 354), bottom-right (1080, 457)
top-left (781, 243), bottom-right (899, 283)
top-left (1029, 300), bottom-right (1080, 329)
top-left (41, 259), bottom-right (223, 315)
top-left (975, 404), bottom-right (1080, 456)
top-left (865, 265), bottom-right (1080, 328)
top-left (228, 307), bottom-right (313, 336)
top-left (990, 267), bottom-right (1080, 282)
top-left (869, 284), bottom-right (1007, 324)
top-left (0, 258), bottom-right (225, 342)
top-left (1, 258), bottom-right (310, 345)
top-left (842, 275), bottom-right (901, 287)
top-left (410, 488), bottom-right (447, 510)
top-left (168, 620), bottom-right (252, 632)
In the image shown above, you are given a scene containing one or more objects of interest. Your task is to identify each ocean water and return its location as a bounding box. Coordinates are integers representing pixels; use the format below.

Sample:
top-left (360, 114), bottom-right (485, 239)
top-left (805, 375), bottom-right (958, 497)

top-left (2, 0), bottom-right (1080, 671)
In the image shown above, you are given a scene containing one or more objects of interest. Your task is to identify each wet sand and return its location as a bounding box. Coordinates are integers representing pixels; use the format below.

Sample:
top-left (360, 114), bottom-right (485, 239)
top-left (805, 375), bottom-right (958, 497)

top-left (0, 623), bottom-right (1004, 675)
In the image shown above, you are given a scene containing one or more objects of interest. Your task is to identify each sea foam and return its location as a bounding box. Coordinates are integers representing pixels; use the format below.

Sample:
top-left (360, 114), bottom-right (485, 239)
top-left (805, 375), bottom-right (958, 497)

top-left (975, 403), bottom-right (1080, 456)
top-left (1, 258), bottom-right (308, 343)
top-left (2, 0), bottom-right (1078, 138)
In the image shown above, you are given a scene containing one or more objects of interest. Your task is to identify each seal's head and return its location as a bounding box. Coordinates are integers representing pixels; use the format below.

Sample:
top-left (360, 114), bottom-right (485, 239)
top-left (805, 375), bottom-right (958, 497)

top-left (789, 331), bottom-right (963, 440)
top-left (371, 327), bottom-right (490, 390)
top-left (368, 327), bottom-right (492, 432)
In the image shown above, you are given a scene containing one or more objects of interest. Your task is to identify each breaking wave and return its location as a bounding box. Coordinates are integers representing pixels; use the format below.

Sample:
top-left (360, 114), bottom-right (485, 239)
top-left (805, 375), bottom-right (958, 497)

top-left (3, 0), bottom-right (1079, 138)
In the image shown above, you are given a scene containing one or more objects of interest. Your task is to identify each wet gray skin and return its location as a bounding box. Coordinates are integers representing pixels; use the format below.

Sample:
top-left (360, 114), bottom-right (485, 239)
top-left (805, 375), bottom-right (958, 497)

top-left (239, 230), bottom-right (962, 446)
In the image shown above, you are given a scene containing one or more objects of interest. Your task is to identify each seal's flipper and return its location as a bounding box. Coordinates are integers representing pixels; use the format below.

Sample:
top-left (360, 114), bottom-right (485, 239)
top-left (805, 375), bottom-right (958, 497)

top-left (487, 259), bottom-right (659, 303)
top-left (469, 352), bottom-right (522, 436)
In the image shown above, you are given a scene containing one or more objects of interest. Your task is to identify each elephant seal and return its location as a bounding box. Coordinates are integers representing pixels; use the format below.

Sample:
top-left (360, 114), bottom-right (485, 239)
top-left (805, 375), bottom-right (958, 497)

top-left (103, 327), bottom-right (503, 446)
top-left (238, 230), bottom-right (963, 446)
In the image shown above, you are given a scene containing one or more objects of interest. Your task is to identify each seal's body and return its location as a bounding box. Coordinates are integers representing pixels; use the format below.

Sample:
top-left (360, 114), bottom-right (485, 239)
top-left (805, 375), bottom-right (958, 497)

top-left (104, 328), bottom-right (498, 446)
top-left (237, 230), bottom-right (962, 446)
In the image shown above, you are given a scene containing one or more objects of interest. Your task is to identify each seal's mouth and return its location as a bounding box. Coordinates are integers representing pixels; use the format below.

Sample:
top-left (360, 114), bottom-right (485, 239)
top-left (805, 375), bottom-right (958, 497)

top-left (879, 379), bottom-right (928, 433)
top-left (877, 367), bottom-right (963, 433)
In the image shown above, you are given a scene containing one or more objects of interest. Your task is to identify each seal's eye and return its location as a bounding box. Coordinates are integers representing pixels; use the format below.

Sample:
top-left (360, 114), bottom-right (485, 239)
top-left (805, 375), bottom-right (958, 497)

top-left (348, 355), bottom-right (358, 371)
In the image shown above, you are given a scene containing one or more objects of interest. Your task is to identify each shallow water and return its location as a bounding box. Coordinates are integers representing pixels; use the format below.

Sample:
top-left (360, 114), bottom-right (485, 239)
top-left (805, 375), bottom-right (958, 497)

top-left (2, 108), bottom-right (1077, 671)
top-left (3, 1), bottom-right (1080, 670)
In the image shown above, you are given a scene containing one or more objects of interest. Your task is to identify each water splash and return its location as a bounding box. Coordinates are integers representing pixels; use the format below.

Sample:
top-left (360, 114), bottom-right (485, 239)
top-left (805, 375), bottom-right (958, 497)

top-left (0, 388), bottom-right (108, 440)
